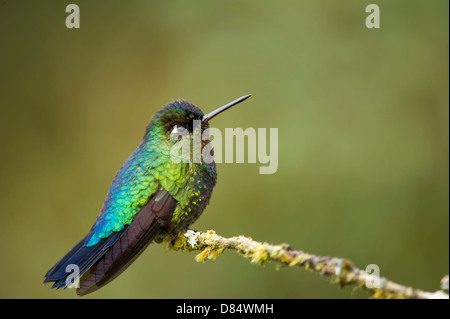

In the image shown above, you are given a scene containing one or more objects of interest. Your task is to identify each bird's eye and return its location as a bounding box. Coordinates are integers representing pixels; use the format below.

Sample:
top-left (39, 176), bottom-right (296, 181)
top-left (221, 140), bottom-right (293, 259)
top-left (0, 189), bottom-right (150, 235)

top-left (171, 125), bottom-right (186, 135)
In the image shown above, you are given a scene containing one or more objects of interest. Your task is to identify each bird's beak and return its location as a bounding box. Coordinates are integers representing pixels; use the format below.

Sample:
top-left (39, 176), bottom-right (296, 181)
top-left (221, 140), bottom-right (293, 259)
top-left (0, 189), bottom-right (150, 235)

top-left (202, 94), bottom-right (252, 123)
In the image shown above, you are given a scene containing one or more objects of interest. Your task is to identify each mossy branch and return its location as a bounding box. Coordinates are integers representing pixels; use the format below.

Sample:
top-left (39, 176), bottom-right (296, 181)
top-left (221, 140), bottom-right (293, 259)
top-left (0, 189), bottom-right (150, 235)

top-left (169, 229), bottom-right (449, 299)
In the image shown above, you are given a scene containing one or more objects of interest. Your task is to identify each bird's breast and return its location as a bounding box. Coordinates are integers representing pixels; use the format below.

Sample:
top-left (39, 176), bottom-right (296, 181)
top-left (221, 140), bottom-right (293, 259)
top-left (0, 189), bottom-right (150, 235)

top-left (170, 161), bottom-right (217, 230)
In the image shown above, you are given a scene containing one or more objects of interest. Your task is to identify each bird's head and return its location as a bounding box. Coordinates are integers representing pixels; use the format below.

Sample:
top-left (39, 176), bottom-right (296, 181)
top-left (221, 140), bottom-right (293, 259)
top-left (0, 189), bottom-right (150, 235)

top-left (147, 99), bottom-right (207, 142)
top-left (144, 95), bottom-right (251, 151)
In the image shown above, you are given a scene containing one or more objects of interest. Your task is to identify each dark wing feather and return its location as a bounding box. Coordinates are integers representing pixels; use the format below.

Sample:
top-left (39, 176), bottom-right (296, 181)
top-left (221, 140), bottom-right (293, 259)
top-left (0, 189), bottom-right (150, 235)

top-left (76, 189), bottom-right (177, 296)
top-left (44, 189), bottom-right (177, 296)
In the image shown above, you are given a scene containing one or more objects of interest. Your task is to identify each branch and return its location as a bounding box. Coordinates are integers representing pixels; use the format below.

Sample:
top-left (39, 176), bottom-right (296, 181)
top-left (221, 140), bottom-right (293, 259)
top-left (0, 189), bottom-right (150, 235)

top-left (169, 229), bottom-right (449, 299)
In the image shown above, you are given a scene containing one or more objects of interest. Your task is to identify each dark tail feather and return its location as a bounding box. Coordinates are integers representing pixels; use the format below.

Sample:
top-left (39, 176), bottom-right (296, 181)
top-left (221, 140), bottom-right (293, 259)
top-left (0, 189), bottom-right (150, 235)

top-left (44, 230), bottom-right (123, 289)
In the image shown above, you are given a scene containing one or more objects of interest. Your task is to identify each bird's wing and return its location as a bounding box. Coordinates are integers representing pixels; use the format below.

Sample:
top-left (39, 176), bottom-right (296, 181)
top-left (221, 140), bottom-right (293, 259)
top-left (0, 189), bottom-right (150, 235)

top-left (85, 150), bottom-right (187, 247)
top-left (44, 189), bottom-right (177, 295)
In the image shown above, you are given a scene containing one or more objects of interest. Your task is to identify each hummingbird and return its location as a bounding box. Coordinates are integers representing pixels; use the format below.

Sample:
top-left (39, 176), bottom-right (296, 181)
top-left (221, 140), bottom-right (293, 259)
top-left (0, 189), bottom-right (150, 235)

top-left (44, 94), bottom-right (251, 296)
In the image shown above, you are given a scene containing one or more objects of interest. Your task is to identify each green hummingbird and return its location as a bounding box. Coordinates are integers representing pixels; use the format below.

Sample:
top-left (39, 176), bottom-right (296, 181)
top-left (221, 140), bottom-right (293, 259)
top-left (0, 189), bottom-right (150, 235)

top-left (44, 94), bottom-right (251, 296)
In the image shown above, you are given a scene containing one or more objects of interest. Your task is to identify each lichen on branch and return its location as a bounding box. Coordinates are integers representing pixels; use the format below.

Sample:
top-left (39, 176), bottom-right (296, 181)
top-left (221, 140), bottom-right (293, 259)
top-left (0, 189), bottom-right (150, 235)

top-left (168, 229), bottom-right (449, 299)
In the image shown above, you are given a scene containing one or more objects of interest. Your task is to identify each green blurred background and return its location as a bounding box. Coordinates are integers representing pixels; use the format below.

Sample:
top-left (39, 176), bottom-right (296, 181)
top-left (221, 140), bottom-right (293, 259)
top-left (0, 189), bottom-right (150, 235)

top-left (0, 1), bottom-right (448, 298)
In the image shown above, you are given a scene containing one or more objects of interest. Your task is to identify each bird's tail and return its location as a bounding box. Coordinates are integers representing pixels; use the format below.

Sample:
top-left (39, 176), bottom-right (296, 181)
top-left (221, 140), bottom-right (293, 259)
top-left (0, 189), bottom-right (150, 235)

top-left (44, 190), bottom-right (177, 296)
top-left (43, 230), bottom-right (123, 290)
